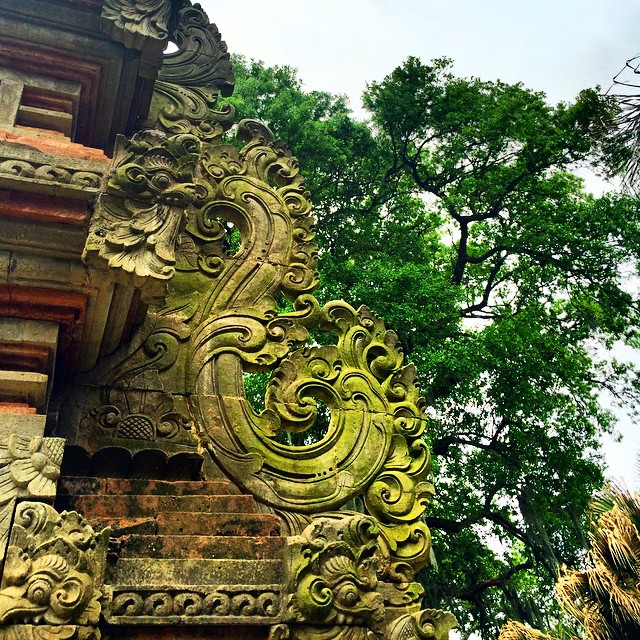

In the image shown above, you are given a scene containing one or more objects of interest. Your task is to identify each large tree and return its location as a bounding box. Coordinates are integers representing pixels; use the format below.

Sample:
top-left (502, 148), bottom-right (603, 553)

top-left (225, 55), bottom-right (640, 638)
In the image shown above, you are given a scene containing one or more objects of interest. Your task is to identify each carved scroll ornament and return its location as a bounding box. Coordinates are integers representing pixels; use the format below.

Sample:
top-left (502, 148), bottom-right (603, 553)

top-left (84, 112), bottom-right (434, 575)
top-left (287, 515), bottom-right (384, 628)
top-left (159, 3), bottom-right (234, 97)
top-left (81, 9), bottom-right (457, 632)
top-left (0, 502), bottom-right (108, 627)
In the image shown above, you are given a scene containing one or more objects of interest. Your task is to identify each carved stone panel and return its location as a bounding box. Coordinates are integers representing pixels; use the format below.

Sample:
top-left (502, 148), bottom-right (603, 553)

top-left (0, 435), bottom-right (64, 564)
top-left (0, 502), bottom-right (108, 628)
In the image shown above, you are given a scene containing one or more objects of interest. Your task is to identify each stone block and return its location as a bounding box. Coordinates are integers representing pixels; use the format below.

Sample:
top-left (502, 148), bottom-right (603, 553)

top-left (107, 558), bottom-right (283, 586)
top-left (57, 477), bottom-right (233, 496)
top-left (0, 369), bottom-right (48, 409)
top-left (115, 535), bottom-right (285, 561)
top-left (0, 412), bottom-right (46, 438)
top-left (56, 494), bottom-right (257, 518)
top-left (0, 317), bottom-right (58, 348)
top-left (157, 512), bottom-right (282, 537)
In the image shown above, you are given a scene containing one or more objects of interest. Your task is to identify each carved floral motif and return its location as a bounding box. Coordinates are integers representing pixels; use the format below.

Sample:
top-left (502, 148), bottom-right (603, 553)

top-left (0, 436), bottom-right (64, 555)
top-left (0, 502), bottom-right (108, 627)
top-left (101, 0), bottom-right (172, 50)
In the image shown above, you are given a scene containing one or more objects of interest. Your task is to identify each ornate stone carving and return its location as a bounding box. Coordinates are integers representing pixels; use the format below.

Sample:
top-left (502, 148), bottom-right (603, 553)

top-left (78, 3), bottom-right (459, 636)
top-left (84, 130), bottom-right (207, 298)
top-left (0, 624), bottom-right (99, 640)
top-left (0, 502), bottom-right (108, 627)
top-left (101, 0), bottom-right (172, 51)
top-left (201, 301), bottom-right (433, 573)
top-left (0, 160), bottom-right (102, 189)
top-left (159, 3), bottom-right (234, 97)
top-left (148, 83), bottom-right (235, 143)
top-left (105, 585), bottom-right (282, 622)
top-left (0, 436), bottom-right (64, 559)
top-left (388, 610), bottom-right (458, 640)
top-left (287, 515), bottom-right (384, 628)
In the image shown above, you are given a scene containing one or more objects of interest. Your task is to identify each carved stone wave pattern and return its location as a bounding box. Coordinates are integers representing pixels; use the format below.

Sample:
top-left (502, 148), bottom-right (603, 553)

top-left (107, 586), bottom-right (282, 621)
top-left (0, 159), bottom-right (103, 189)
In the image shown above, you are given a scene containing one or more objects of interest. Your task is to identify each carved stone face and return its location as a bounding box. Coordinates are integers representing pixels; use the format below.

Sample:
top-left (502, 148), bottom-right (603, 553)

top-left (0, 503), bottom-right (106, 627)
top-left (291, 516), bottom-right (386, 628)
top-left (0, 546), bottom-right (94, 624)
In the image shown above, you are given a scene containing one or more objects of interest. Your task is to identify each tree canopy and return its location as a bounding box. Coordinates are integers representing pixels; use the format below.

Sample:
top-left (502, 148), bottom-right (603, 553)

top-left (225, 55), bottom-right (640, 638)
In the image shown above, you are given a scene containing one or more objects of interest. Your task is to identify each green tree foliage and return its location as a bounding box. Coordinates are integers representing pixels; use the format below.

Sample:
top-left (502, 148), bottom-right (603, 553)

top-left (499, 483), bottom-right (640, 640)
top-left (226, 55), bottom-right (640, 638)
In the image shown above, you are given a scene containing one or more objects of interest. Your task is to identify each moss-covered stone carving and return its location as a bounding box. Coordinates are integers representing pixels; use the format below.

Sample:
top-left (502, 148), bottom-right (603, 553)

top-left (0, 436), bottom-right (64, 562)
top-left (0, 502), bottom-right (107, 630)
top-left (78, 1), bottom-right (457, 637)
top-left (101, 0), bottom-right (172, 51)
top-left (287, 515), bottom-right (384, 627)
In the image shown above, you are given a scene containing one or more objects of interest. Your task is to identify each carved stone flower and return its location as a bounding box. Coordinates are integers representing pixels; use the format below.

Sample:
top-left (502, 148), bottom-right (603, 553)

top-left (7, 435), bottom-right (63, 498)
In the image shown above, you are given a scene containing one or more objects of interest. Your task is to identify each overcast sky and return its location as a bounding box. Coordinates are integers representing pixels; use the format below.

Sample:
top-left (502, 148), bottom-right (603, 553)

top-left (200, 1), bottom-right (640, 489)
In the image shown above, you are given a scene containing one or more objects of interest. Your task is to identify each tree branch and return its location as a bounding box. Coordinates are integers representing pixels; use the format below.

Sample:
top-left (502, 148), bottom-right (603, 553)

top-left (459, 561), bottom-right (534, 600)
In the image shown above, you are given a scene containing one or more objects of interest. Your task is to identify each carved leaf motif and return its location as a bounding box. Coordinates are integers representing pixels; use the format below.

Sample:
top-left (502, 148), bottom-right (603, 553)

top-left (388, 609), bottom-right (459, 640)
top-left (150, 82), bottom-right (236, 142)
top-left (101, 0), bottom-right (171, 47)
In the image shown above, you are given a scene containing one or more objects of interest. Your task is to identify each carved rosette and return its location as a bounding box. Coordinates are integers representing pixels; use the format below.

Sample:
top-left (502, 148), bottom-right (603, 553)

top-left (0, 436), bottom-right (64, 559)
top-left (0, 502), bottom-right (108, 630)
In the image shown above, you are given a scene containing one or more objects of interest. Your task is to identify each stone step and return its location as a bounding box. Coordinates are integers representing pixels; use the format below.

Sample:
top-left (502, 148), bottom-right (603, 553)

top-left (94, 623), bottom-right (271, 638)
top-left (113, 535), bottom-right (285, 560)
top-left (57, 494), bottom-right (257, 518)
top-left (157, 512), bottom-right (282, 537)
top-left (94, 512), bottom-right (282, 538)
top-left (98, 517), bottom-right (158, 537)
top-left (107, 558), bottom-right (283, 587)
top-left (57, 476), bottom-right (233, 497)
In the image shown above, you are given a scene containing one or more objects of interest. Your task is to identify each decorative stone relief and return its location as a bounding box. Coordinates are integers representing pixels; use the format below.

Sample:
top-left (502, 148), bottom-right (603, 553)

top-left (0, 624), bottom-right (100, 640)
top-left (101, 0), bottom-right (172, 51)
top-left (158, 3), bottom-right (234, 97)
top-left (0, 502), bottom-right (108, 627)
top-left (83, 130), bottom-right (207, 299)
top-left (104, 585), bottom-right (282, 623)
top-left (78, 2), bottom-right (460, 637)
top-left (0, 436), bottom-right (64, 561)
top-left (387, 610), bottom-right (458, 640)
top-left (286, 515), bottom-right (384, 629)
top-left (0, 160), bottom-right (102, 190)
